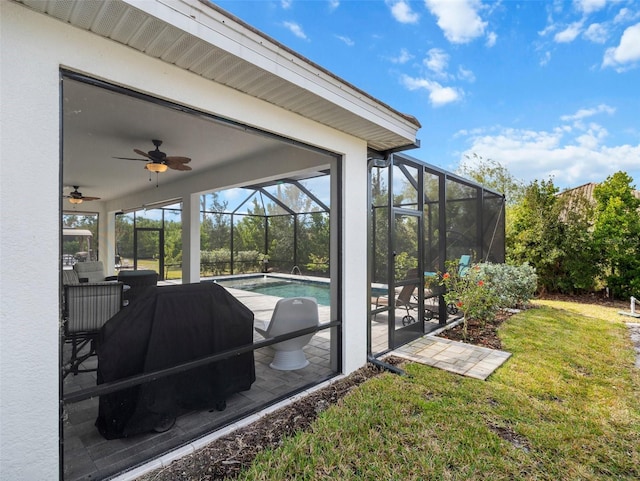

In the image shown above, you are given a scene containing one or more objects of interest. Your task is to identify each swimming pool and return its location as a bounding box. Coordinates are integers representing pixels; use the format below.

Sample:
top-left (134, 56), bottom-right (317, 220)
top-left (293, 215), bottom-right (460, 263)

top-left (215, 276), bottom-right (333, 306)
top-left (215, 275), bottom-right (388, 307)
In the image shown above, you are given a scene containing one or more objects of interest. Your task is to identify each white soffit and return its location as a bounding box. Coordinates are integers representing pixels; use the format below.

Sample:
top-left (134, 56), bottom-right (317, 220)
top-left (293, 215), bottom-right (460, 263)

top-left (17, 0), bottom-right (421, 152)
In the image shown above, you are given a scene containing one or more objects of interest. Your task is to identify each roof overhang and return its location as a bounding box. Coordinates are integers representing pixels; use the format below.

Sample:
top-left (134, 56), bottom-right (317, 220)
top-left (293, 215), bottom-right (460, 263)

top-left (17, 0), bottom-right (421, 153)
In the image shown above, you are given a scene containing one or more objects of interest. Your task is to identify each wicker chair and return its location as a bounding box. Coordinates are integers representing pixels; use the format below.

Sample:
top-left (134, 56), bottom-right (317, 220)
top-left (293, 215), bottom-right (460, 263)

top-left (63, 282), bottom-right (123, 377)
top-left (73, 260), bottom-right (117, 283)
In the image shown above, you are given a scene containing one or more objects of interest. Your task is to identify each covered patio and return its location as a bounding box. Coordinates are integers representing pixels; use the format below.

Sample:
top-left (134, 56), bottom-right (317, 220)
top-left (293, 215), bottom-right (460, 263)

top-left (62, 282), bottom-right (335, 481)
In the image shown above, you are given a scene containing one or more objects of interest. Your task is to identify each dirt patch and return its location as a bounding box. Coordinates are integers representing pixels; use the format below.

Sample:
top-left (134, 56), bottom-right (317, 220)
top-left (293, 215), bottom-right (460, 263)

top-left (487, 421), bottom-right (531, 452)
top-left (137, 360), bottom-right (401, 481)
top-left (539, 292), bottom-right (629, 310)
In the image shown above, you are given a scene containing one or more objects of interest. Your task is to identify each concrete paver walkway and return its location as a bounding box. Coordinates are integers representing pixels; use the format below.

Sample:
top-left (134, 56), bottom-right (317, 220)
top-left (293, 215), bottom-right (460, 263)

top-left (392, 334), bottom-right (511, 380)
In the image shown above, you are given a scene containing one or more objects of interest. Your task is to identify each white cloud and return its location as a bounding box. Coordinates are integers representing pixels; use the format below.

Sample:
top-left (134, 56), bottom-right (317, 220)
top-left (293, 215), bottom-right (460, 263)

top-left (486, 31), bottom-right (497, 47)
top-left (603, 23), bottom-right (640, 69)
top-left (560, 104), bottom-right (615, 122)
top-left (387, 0), bottom-right (420, 24)
top-left (336, 34), bottom-right (354, 46)
top-left (281, 0), bottom-right (292, 10)
top-left (583, 22), bottom-right (608, 43)
top-left (554, 21), bottom-right (583, 43)
top-left (424, 0), bottom-right (487, 44)
top-left (423, 48), bottom-right (449, 75)
top-left (463, 133), bottom-right (640, 188)
top-left (283, 21), bottom-right (308, 40)
top-left (390, 48), bottom-right (414, 64)
top-left (540, 51), bottom-right (552, 66)
top-left (457, 66), bottom-right (476, 82)
top-left (614, 7), bottom-right (640, 24)
top-left (400, 74), bottom-right (463, 106)
top-left (457, 107), bottom-right (640, 188)
top-left (328, 0), bottom-right (340, 12)
top-left (574, 0), bottom-right (607, 15)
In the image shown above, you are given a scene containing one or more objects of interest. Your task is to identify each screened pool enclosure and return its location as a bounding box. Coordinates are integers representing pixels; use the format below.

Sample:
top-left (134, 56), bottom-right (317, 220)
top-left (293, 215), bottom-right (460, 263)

top-left (113, 173), bottom-right (331, 281)
top-left (369, 153), bottom-right (505, 355)
top-left (113, 153), bottom-right (505, 359)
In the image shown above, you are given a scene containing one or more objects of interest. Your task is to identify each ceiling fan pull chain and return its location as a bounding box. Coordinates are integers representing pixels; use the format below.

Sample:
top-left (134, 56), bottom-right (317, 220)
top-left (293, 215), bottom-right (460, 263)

top-left (147, 170), bottom-right (159, 187)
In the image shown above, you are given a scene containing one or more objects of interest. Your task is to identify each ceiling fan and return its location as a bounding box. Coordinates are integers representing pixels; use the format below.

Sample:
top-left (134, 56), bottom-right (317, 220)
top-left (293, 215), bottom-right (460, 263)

top-left (64, 186), bottom-right (100, 205)
top-left (114, 139), bottom-right (192, 173)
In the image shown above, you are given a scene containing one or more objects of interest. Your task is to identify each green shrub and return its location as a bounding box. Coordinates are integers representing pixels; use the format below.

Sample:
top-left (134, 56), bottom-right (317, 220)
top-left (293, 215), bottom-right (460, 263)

top-left (200, 249), bottom-right (231, 275)
top-left (234, 250), bottom-right (261, 273)
top-left (478, 262), bottom-right (538, 309)
top-left (306, 253), bottom-right (329, 274)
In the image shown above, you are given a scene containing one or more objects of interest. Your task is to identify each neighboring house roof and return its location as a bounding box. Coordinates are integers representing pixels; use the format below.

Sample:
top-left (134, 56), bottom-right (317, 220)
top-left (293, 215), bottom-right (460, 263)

top-left (560, 182), bottom-right (640, 203)
top-left (17, 0), bottom-right (420, 153)
top-left (558, 182), bottom-right (640, 221)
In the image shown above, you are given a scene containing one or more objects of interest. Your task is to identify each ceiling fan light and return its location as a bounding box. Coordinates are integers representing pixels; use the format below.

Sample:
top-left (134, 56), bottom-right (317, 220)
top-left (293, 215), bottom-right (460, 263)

top-left (69, 197), bottom-right (83, 204)
top-left (146, 162), bottom-right (168, 173)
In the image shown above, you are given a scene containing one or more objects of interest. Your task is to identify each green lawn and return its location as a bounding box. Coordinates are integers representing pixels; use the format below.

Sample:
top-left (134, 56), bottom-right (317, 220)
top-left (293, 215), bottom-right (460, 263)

top-left (238, 301), bottom-right (640, 480)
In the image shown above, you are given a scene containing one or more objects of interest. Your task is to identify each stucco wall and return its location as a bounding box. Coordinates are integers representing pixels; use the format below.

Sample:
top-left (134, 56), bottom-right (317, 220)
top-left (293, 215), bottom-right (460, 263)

top-left (1, 2), bottom-right (369, 478)
top-left (0, 3), bottom-right (63, 480)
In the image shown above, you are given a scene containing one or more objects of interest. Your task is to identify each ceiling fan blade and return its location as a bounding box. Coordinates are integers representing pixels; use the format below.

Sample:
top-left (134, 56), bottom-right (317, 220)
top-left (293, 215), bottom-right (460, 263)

top-left (165, 156), bottom-right (191, 163)
top-left (169, 163), bottom-right (192, 171)
top-left (134, 149), bottom-right (153, 159)
top-left (81, 196), bottom-right (101, 201)
top-left (113, 156), bottom-right (148, 162)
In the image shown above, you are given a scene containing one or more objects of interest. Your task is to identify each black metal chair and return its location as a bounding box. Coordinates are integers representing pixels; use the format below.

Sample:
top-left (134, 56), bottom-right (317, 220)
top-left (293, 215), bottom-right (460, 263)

top-left (117, 270), bottom-right (158, 305)
top-left (63, 282), bottom-right (124, 377)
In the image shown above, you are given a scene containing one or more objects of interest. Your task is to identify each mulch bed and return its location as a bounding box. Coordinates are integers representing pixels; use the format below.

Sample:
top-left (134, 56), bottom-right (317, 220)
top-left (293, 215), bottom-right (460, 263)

top-left (437, 310), bottom-right (512, 350)
top-left (137, 360), bottom-right (401, 481)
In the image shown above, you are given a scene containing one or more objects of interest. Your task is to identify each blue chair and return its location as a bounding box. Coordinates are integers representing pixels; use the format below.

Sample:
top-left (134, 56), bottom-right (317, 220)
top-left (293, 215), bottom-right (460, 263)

top-left (458, 255), bottom-right (471, 276)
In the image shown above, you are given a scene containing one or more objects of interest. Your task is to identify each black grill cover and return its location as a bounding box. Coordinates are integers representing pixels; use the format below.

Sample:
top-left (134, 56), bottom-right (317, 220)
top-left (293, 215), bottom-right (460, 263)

top-left (95, 282), bottom-right (255, 439)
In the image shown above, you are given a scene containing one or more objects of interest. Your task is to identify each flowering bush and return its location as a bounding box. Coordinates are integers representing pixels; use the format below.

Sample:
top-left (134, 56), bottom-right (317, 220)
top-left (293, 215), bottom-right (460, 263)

top-left (440, 260), bottom-right (538, 339)
top-left (440, 261), bottom-right (500, 326)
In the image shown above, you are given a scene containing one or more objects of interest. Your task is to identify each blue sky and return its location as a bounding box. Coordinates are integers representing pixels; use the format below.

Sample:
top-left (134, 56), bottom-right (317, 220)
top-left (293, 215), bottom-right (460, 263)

top-left (215, 0), bottom-right (640, 190)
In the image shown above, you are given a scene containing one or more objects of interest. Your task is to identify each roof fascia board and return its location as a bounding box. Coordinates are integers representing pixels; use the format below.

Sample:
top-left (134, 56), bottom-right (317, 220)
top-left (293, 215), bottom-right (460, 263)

top-left (121, 0), bottom-right (419, 142)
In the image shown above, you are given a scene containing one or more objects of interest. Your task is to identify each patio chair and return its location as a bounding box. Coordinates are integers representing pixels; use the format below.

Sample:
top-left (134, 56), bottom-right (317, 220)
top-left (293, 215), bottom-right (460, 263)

top-left (63, 282), bottom-right (123, 377)
top-left (458, 255), bottom-right (471, 276)
top-left (423, 255), bottom-right (473, 315)
top-left (255, 297), bottom-right (319, 370)
top-left (372, 269), bottom-right (420, 325)
top-left (62, 268), bottom-right (81, 285)
top-left (73, 260), bottom-right (117, 283)
top-left (117, 269), bottom-right (158, 305)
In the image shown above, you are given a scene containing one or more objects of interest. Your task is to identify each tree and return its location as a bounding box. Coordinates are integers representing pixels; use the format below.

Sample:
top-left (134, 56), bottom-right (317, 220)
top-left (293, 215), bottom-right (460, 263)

top-left (200, 192), bottom-right (230, 252)
top-left (593, 172), bottom-right (640, 298)
top-left (507, 179), bottom-right (564, 292)
top-left (559, 192), bottom-right (598, 292)
top-left (507, 178), bottom-right (599, 294)
top-left (457, 154), bottom-right (524, 205)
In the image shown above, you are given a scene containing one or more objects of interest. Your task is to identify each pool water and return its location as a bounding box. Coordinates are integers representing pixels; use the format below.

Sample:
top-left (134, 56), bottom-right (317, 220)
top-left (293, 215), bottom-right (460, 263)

top-left (216, 277), bottom-right (333, 306)
top-left (216, 276), bottom-right (388, 307)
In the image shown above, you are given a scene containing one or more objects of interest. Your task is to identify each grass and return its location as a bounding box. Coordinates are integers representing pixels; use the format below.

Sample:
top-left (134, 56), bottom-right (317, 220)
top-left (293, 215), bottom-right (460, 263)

top-left (119, 258), bottom-right (183, 280)
top-left (237, 300), bottom-right (640, 480)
